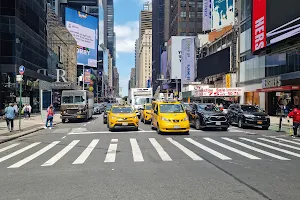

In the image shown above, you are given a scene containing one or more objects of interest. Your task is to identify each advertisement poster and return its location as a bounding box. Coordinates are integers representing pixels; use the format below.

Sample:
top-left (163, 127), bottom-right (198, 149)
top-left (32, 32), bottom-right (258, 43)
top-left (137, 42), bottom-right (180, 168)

top-left (202, 0), bottom-right (212, 31)
top-left (84, 69), bottom-right (91, 84)
top-left (65, 7), bottom-right (98, 67)
top-left (211, 0), bottom-right (234, 30)
top-left (181, 38), bottom-right (195, 84)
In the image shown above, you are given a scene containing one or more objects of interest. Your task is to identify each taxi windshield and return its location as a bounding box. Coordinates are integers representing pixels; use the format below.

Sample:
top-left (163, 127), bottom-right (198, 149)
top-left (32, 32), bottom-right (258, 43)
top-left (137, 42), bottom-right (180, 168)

top-left (160, 104), bottom-right (184, 113)
top-left (145, 105), bottom-right (151, 110)
top-left (111, 107), bottom-right (133, 113)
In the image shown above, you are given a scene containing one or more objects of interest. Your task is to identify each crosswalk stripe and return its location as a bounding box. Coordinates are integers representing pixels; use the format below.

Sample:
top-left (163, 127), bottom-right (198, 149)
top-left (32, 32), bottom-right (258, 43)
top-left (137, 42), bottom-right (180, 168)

top-left (294, 139), bottom-right (300, 141)
top-left (222, 138), bottom-right (289, 160)
top-left (8, 141), bottom-right (60, 168)
top-left (104, 139), bottom-right (118, 163)
top-left (130, 138), bottom-right (144, 162)
top-left (0, 143), bottom-right (20, 153)
top-left (41, 140), bottom-right (80, 166)
top-left (53, 128), bottom-right (70, 133)
top-left (149, 138), bottom-right (172, 161)
top-left (166, 138), bottom-right (202, 161)
top-left (275, 138), bottom-right (300, 146)
top-left (204, 138), bottom-right (261, 160)
top-left (185, 138), bottom-right (231, 160)
top-left (0, 143), bottom-right (40, 163)
top-left (240, 138), bottom-right (300, 158)
top-left (72, 139), bottom-right (99, 164)
top-left (258, 138), bottom-right (300, 151)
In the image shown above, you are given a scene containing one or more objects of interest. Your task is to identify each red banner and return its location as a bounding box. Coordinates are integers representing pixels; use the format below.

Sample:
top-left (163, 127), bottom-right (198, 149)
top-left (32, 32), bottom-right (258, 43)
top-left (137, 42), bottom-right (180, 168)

top-left (252, 0), bottom-right (266, 53)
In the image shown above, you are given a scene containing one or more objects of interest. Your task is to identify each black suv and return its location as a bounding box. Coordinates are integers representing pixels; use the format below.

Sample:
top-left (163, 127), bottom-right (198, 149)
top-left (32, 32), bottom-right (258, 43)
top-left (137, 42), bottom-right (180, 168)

top-left (186, 103), bottom-right (229, 131)
top-left (227, 104), bottom-right (270, 130)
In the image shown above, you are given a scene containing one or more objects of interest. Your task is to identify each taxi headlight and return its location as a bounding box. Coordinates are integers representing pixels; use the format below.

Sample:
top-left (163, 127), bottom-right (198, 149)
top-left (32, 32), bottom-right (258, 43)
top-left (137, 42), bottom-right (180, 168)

top-left (133, 116), bottom-right (138, 119)
top-left (183, 116), bottom-right (188, 121)
top-left (77, 111), bottom-right (82, 114)
top-left (161, 117), bottom-right (169, 121)
top-left (111, 116), bottom-right (116, 119)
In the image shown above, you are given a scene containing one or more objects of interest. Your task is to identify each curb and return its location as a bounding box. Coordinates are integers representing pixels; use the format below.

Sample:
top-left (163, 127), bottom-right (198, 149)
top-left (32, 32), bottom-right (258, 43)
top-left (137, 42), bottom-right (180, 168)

top-left (0, 122), bottom-right (61, 144)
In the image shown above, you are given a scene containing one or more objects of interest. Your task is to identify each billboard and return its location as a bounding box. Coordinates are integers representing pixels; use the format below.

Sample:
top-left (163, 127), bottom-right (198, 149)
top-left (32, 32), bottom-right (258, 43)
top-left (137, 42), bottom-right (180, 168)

top-left (181, 38), bottom-right (195, 84)
top-left (167, 36), bottom-right (195, 80)
top-left (202, 0), bottom-right (212, 31)
top-left (160, 51), bottom-right (167, 79)
top-left (211, 0), bottom-right (234, 30)
top-left (65, 7), bottom-right (98, 67)
top-left (252, 0), bottom-right (300, 53)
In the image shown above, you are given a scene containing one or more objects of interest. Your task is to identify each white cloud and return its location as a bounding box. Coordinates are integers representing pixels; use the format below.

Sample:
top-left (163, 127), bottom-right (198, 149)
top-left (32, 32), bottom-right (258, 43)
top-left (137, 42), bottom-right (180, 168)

top-left (114, 21), bottom-right (139, 53)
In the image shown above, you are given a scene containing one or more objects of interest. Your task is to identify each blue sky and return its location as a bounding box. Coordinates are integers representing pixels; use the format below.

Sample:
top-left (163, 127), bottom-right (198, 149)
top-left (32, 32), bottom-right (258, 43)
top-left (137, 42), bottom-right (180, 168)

top-left (114, 0), bottom-right (149, 97)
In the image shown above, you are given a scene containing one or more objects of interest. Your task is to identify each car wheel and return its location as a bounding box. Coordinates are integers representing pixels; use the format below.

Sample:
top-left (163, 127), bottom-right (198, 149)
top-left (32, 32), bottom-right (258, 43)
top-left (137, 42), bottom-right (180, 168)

top-left (195, 119), bottom-right (201, 130)
top-left (221, 127), bottom-right (228, 131)
top-left (109, 126), bottom-right (114, 132)
top-left (103, 119), bottom-right (107, 124)
top-left (238, 118), bottom-right (244, 128)
top-left (134, 126), bottom-right (139, 131)
top-left (62, 119), bottom-right (66, 123)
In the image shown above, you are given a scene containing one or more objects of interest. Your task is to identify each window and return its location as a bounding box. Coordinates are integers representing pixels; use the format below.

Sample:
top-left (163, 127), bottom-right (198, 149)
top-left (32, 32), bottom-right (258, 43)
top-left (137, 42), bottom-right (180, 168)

top-left (180, 11), bottom-right (186, 17)
top-left (189, 12), bottom-right (195, 18)
top-left (159, 104), bottom-right (184, 113)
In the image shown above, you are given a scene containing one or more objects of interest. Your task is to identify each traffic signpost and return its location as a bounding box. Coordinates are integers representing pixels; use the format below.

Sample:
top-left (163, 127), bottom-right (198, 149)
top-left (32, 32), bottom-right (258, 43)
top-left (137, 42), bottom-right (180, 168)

top-left (18, 65), bottom-right (25, 131)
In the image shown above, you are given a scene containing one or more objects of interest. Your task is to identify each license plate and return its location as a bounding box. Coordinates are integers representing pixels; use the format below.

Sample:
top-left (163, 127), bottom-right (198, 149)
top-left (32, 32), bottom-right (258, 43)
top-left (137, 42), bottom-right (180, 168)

top-left (122, 122), bottom-right (128, 126)
top-left (216, 122), bottom-right (221, 126)
top-left (174, 125), bottom-right (180, 129)
top-left (77, 116), bottom-right (82, 118)
top-left (257, 121), bottom-right (263, 124)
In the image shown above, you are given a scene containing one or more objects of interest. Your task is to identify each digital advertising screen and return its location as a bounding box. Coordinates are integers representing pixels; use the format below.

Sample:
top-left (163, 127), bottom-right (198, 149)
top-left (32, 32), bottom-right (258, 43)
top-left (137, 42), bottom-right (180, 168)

top-left (252, 0), bottom-right (300, 53)
top-left (65, 7), bottom-right (98, 67)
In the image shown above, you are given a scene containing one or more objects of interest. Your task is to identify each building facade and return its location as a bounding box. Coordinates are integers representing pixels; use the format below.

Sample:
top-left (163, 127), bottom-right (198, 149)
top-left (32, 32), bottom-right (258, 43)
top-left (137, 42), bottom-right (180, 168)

top-left (139, 2), bottom-right (152, 40)
top-left (169, 0), bottom-right (203, 37)
top-left (113, 67), bottom-right (119, 97)
top-left (135, 39), bottom-right (140, 87)
top-left (104, 0), bottom-right (115, 67)
top-left (138, 30), bottom-right (152, 88)
top-left (152, 0), bottom-right (165, 93)
top-left (0, 0), bottom-right (51, 108)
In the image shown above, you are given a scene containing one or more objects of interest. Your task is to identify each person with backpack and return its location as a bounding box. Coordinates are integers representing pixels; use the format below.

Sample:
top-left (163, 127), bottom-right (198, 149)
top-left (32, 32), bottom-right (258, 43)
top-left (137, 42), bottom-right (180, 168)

top-left (5, 103), bottom-right (16, 132)
top-left (288, 105), bottom-right (300, 137)
top-left (45, 105), bottom-right (54, 129)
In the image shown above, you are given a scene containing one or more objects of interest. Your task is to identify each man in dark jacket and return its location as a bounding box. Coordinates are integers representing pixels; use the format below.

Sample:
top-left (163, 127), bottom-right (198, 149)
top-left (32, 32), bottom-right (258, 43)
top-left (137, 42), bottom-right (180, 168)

top-left (288, 106), bottom-right (300, 137)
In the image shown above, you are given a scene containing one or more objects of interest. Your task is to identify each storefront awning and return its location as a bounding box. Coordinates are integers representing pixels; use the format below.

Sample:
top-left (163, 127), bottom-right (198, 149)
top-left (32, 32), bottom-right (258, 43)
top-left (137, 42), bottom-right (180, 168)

top-left (256, 86), bottom-right (300, 92)
top-left (193, 88), bottom-right (243, 97)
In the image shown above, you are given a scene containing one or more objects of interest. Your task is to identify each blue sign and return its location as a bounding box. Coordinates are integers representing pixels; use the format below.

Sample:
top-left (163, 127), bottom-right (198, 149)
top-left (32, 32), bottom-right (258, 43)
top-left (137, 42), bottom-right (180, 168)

top-left (65, 7), bottom-right (98, 67)
top-left (19, 65), bottom-right (25, 74)
top-left (147, 79), bottom-right (151, 88)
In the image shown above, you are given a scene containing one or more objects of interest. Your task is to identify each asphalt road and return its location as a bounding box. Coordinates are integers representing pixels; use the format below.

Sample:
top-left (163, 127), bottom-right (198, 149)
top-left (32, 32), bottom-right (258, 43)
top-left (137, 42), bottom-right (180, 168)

top-left (0, 114), bottom-right (299, 200)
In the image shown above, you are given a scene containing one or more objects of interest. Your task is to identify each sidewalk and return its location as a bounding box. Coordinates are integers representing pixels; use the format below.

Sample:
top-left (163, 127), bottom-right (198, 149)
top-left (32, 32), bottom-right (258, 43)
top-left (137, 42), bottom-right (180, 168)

top-left (0, 112), bottom-right (61, 143)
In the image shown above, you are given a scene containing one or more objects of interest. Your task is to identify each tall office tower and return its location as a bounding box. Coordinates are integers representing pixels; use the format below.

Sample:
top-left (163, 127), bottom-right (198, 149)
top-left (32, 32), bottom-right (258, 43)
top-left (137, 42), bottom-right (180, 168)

top-left (138, 30), bottom-right (152, 88)
top-left (103, 0), bottom-right (115, 67)
top-left (139, 2), bottom-right (152, 41)
top-left (152, 0), bottom-right (165, 93)
top-left (169, 0), bottom-right (203, 36)
top-left (135, 39), bottom-right (140, 87)
top-left (113, 67), bottom-right (119, 97)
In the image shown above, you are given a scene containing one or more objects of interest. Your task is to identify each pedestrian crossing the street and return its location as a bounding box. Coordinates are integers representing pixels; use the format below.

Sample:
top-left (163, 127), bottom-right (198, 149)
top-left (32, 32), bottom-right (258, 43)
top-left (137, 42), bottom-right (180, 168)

top-left (1, 136), bottom-right (300, 169)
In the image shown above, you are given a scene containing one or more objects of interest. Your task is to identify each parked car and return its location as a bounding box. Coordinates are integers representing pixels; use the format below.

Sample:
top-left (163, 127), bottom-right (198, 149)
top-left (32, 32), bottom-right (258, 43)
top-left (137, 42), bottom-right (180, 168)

top-left (227, 104), bottom-right (270, 130)
top-left (186, 103), bottom-right (229, 131)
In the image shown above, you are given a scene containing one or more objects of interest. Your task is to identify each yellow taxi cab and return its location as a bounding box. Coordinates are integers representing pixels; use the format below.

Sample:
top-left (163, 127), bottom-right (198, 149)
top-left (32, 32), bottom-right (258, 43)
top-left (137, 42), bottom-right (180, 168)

top-left (151, 100), bottom-right (190, 134)
top-left (107, 104), bottom-right (139, 131)
top-left (140, 103), bottom-right (152, 124)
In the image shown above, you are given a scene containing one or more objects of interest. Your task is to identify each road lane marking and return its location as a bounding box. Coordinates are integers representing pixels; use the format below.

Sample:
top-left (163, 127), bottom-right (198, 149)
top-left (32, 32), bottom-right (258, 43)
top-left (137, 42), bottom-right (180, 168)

top-left (104, 139), bottom-right (118, 163)
top-left (185, 138), bottom-right (231, 160)
top-left (61, 136), bottom-right (66, 139)
top-left (222, 138), bottom-right (289, 160)
top-left (204, 138), bottom-right (261, 160)
top-left (138, 128), bottom-right (145, 131)
top-left (240, 138), bottom-right (300, 158)
top-left (41, 140), bottom-right (80, 166)
top-left (0, 143), bottom-right (40, 163)
top-left (275, 138), bottom-right (300, 145)
top-left (149, 138), bottom-right (172, 161)
top-left (166, 138), bottom-right (202, 161)
top-left (73, 139), bottom-right (99, 164)
top-left (8, 141), bottom-right (60, 168)
top-left (111, 139), bottom-right (118, 143)
top-left (53, 128), bottom-right (70, 133)
top-left (258, 138), bottom-right (300, 150)
top-left (0, 143), bottom-right (20, 153)
top-left (130, 138), bottom-right (144, 162)
top-left (68, 130), bottom-right (156, 134)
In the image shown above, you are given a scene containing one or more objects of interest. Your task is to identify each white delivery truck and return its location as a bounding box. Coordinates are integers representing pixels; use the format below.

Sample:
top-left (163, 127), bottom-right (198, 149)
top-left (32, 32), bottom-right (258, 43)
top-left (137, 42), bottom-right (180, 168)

top-left (129, 88), bottom-right (153, 117)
